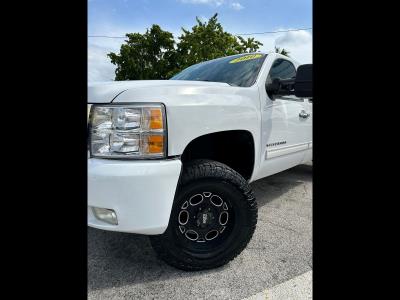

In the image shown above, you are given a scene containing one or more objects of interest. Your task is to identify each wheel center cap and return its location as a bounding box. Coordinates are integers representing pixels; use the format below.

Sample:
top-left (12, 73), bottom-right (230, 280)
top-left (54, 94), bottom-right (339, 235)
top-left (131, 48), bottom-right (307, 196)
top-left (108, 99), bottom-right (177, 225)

top-left (196, 211), bottom-right (213, 228)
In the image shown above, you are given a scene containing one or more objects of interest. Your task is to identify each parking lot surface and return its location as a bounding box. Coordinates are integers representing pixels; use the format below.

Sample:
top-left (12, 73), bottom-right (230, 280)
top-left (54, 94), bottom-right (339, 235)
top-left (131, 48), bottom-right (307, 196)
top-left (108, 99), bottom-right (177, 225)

top-left (88, 163), bottom-right (312, 300)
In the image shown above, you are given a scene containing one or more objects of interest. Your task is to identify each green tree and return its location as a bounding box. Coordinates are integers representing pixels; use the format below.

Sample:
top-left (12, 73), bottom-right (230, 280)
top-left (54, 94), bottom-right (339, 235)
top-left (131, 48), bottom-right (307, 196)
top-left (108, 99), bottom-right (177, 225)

top-left (275, 46), bottom-right (290, 57)
top-left (236, 36), bottom-right (263, 53)
top-left (108, 25), bottom-right (178, 80)
top-left (176, 14), bottom-right (263, 69)
top-left (108, 14), bottom-right (263, 80)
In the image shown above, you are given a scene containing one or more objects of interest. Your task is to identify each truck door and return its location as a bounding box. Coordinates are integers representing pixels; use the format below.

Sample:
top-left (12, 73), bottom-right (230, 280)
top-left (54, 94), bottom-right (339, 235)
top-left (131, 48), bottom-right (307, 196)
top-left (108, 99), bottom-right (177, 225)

top-left (255, 58), bottom-right (310, 180)
top-left (301, 97), bottom-right (313, 162)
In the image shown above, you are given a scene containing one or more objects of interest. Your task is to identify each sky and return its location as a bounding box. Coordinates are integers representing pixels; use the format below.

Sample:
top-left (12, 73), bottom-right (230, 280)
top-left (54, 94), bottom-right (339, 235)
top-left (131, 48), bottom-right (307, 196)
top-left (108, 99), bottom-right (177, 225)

top-left (88, 0), bottom-right (312, 82)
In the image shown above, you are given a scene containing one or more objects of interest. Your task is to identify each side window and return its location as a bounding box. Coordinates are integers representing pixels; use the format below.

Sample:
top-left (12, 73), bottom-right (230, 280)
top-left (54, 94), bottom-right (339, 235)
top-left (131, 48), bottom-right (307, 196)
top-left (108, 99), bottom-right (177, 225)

top-left (266, 59), bottom-right (297, 98)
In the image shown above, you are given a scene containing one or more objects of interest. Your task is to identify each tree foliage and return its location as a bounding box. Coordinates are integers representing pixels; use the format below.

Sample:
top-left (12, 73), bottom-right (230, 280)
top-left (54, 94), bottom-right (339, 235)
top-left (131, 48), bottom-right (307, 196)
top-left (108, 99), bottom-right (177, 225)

top-left (176, 14), bottom-right (263, 70)
top-left (274, 46), bottom-right (290, 57)
top-left (108, 25), bottom-right (178, 80)
top-left (108, 14), bottom-right (265, 80)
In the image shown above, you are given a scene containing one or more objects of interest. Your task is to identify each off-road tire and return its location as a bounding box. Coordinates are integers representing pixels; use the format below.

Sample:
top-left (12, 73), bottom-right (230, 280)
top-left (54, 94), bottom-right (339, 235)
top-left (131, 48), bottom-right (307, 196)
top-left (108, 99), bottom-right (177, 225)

top-left (150, 159), bottom-right (258, 271)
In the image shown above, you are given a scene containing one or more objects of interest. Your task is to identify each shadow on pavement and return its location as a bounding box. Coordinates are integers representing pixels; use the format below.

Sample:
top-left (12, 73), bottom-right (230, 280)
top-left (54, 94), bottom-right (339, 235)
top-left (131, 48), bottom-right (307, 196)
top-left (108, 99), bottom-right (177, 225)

top-left (251, 164), bottom-right (312, 208)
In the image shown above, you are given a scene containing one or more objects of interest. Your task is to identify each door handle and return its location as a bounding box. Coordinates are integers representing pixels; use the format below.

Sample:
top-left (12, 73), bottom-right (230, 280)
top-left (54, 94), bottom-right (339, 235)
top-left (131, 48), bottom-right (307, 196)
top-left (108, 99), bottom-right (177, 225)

top-left (299, 110), bottom-right (310, 118)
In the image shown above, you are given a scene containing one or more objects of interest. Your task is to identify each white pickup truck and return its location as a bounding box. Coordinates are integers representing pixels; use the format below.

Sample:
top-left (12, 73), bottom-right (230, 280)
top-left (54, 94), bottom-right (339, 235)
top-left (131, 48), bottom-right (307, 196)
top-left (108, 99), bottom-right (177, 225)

top-left (88, 52), bottom-right (312, 271)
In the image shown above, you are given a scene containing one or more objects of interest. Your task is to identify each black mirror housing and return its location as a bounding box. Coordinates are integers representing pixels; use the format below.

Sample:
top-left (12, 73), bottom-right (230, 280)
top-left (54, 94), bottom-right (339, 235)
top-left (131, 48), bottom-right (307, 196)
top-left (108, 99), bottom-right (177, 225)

top-left (295, 64), bottom-right (312, 98)
top-left (265, 78), bottom-right (281, 98)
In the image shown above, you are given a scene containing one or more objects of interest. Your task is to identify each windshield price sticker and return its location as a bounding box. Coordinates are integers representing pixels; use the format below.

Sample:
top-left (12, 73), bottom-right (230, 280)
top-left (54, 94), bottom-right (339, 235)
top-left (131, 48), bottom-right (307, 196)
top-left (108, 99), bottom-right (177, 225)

top-left (229, 54), bottom-right (263, 64)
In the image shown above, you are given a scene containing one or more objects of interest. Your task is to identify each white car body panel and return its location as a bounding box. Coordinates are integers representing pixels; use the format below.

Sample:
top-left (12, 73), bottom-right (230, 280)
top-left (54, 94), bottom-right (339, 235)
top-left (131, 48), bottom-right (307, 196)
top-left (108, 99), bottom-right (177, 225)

top-left (88, 158), bottom-right (181, 234)
top-left (87, 52), bottom-right (312, 234)
top-left (113, 81), bottom-right (261, 171)
top-left (251, 54), bottom-right (312, 181)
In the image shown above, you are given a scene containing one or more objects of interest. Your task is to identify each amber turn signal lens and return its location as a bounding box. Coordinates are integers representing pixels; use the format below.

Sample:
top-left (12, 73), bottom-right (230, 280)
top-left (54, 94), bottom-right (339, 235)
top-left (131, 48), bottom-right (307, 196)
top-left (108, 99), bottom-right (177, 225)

top-left (147, 135), bottom-right (164, 153)
top-left (150, 108), bottom-right (163, 129)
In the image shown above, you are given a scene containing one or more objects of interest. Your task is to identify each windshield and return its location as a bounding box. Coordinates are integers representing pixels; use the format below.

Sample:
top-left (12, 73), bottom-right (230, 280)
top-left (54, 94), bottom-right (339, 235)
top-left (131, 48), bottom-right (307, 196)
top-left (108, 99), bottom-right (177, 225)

top-left (170, 53), bottom-right (267, 87)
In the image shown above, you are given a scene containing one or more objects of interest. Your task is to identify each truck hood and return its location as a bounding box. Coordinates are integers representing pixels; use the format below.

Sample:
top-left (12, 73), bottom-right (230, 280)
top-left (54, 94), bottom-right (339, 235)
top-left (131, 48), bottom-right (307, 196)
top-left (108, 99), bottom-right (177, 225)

top-left (87, 80), bottom-right (231, 104)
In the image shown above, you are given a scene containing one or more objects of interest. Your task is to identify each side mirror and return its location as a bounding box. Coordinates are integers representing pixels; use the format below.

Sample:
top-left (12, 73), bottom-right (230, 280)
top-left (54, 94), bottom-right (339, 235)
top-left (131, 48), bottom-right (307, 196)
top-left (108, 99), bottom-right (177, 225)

top-left (265, 78), bottom-right (281, 98)
top-left (295, 64), bottom-right (312, 98)
top-left (266, 77), bottom-right (295, 99)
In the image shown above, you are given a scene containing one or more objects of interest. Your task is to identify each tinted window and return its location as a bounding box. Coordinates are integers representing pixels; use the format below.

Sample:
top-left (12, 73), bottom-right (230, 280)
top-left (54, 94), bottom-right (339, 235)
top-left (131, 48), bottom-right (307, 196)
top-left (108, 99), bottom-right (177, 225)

top-left (266, 59), bottom-right (297, 86)
top-left (170, 54), bottom-right (267, 87)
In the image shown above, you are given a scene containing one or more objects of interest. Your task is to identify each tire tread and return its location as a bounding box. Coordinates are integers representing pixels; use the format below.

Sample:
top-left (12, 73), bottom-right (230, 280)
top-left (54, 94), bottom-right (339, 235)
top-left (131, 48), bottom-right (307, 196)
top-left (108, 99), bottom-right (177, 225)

top-left (150, 159), bottom-right (258, 271)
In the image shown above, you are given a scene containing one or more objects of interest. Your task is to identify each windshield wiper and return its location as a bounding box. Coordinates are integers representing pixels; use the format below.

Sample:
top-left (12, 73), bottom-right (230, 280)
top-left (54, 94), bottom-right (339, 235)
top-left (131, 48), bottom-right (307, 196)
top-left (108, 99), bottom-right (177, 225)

top-left (197, 79), bottom-right (236, 86)
top-left (196, 79), bottom-right (216, 83)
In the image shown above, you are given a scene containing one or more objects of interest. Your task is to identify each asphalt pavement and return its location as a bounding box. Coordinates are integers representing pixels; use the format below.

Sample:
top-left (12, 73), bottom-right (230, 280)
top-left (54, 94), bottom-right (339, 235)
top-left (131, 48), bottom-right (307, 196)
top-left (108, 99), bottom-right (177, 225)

top-left (88, 163), bottom-right (312, 299)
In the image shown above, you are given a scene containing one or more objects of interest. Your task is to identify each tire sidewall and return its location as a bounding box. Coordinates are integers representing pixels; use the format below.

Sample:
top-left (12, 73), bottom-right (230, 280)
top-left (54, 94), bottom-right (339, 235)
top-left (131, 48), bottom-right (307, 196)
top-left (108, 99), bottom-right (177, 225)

top-left (159, 177), bottom-right (254, 268)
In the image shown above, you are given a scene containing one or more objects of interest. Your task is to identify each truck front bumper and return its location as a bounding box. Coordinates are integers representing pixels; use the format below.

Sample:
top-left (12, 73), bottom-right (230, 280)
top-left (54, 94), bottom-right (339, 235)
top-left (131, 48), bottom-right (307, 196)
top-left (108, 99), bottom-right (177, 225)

top-left (88, 158), bottom-right (182, 235)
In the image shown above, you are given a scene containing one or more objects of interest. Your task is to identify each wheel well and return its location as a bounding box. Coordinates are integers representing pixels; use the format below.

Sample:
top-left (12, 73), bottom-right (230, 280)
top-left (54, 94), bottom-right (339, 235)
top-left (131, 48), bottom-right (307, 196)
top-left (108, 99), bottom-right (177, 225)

top-left (180, 130), bottom-right (255, 180)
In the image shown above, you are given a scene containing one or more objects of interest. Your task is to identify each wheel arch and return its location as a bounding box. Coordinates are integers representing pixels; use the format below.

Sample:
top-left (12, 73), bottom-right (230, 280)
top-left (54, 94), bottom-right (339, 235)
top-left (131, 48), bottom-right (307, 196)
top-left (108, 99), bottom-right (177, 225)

top-left (180, 130), bottom-right (255, 181)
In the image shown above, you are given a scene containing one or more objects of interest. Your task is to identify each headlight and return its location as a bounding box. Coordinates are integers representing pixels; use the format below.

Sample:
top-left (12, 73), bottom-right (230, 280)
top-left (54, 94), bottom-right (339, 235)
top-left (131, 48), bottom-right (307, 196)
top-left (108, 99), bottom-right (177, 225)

top-left (89, 104), bottom-right (167, 159)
